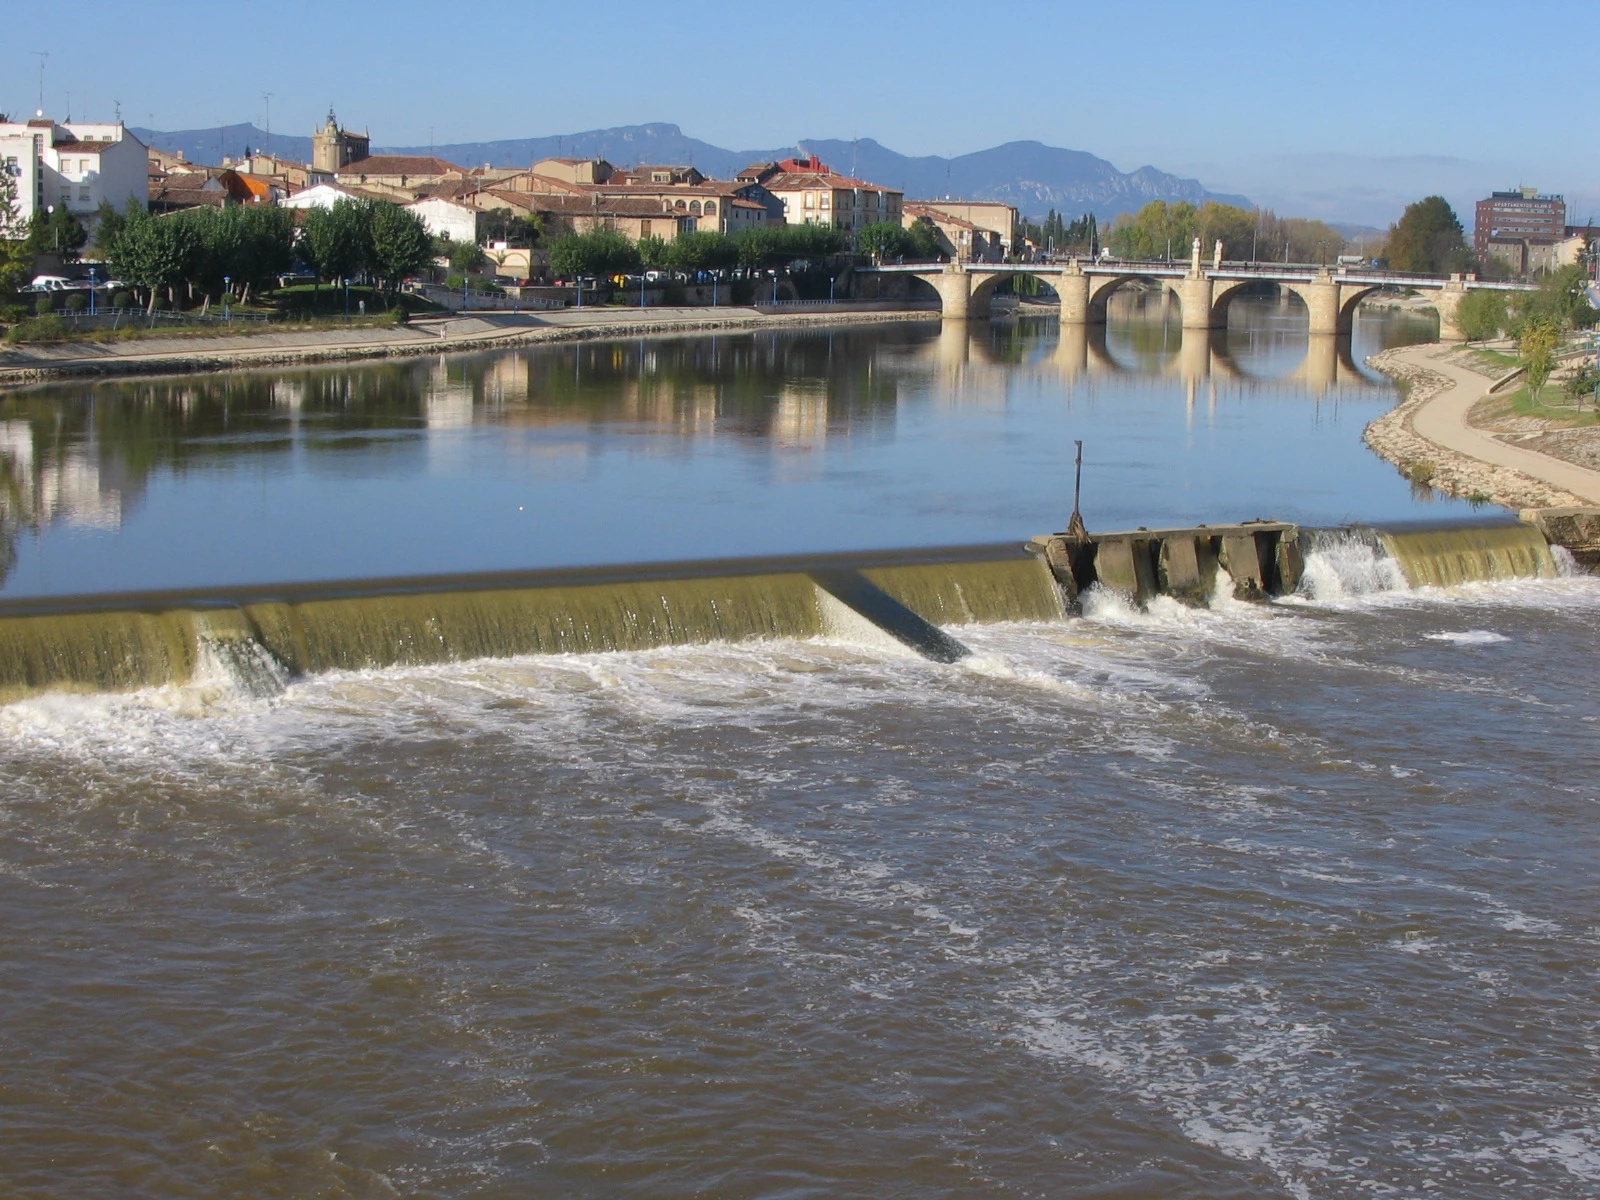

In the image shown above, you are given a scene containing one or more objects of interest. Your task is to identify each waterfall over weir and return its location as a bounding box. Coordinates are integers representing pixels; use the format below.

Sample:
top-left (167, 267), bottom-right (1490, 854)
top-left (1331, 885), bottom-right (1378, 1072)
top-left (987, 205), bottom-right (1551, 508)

top-left (0, 517), bottom-right (1580, 704)
top-left (0, 550), bottom-right (1063, 703)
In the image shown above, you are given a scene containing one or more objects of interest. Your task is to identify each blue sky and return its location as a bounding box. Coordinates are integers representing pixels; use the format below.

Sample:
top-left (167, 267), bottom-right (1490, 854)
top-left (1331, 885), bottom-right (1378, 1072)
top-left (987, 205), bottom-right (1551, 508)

top-left (4, 0), bottom-right (1594, 224)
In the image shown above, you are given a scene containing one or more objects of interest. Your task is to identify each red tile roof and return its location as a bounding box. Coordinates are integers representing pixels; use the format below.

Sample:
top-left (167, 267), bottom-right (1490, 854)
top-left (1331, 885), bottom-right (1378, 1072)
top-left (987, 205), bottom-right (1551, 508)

top-left (335, 154), bottom-right (466, 177)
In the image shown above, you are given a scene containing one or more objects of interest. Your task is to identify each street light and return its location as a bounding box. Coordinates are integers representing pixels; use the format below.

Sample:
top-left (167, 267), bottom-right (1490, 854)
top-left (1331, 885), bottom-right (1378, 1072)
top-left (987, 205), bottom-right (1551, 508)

top-left (343, 277), bottom-right (350, 320)
top-left (223, 275), bottom-right (231, 323)
top-left (88, 266), bottom-right (97, 316)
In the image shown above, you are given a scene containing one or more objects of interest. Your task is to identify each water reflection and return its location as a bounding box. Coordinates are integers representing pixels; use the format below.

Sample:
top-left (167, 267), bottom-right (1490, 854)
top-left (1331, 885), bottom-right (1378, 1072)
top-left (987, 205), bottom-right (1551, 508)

top-left (0, 300), bottom-right (1443, 594)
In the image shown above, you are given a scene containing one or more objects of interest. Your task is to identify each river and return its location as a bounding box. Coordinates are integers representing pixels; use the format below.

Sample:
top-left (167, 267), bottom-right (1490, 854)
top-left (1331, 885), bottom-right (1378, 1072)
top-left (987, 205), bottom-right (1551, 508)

top-left (2, 300), bottom-right (1598, 1199)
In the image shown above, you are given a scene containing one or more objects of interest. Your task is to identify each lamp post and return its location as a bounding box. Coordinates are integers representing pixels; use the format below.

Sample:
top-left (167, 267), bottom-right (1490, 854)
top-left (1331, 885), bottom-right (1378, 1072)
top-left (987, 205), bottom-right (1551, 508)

top-left (223, 275), bottom-right (231, 323)
top-left (88, 266), bottom-right (97, 316)
top-left (342, 277), bottom-right (350, 320)
top-left (640, 272), bottom-right (646, 309)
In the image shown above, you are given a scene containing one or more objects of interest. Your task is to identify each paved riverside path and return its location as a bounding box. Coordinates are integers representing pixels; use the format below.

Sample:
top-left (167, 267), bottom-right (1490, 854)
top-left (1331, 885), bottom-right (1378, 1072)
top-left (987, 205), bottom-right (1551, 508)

top-left (1394, 342), bottom-right (1600, 505)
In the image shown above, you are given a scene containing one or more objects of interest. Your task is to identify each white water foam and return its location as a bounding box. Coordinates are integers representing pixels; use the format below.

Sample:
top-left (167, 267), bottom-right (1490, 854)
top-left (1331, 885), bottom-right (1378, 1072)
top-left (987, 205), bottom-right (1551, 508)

top-left (1297, 531), bottom-right (1408, 602)
top-left (1424, 630), bottom-right (1510, 646)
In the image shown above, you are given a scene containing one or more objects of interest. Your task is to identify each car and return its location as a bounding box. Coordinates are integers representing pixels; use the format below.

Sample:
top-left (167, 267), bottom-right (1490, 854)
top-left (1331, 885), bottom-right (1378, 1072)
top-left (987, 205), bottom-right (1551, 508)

top-left (27, 275), bottom-right (73, 292)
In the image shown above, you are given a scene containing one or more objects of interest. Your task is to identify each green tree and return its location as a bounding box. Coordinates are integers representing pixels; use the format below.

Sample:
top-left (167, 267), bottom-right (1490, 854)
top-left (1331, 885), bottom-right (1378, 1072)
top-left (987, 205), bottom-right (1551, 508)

top-left (301, 199), bottom-right (374, 284)
top-left (858, 221), bottom-right (915, 261)
top-left (665, 230), bottom-right (738, 274)
top-left (368, 202), bottom-right (434, 293)
top-left (1510, 264), bottom-right (1597, 334)
top-left (479, 207), bottom-right (540, 247)
top-left (106, 210), bottom-right (200, 312)
top-left (91, 199), bottom-right (129, 260)
top-left (1517, 319), bottom-right (1560, 400)
top-left (1562, 362), bottom-right (1600, 407)
top-left (1454, 289), bottom-right (1508, 342)
top-left (1382, 196), bottom-right (1472, 273)
top-left (0, 163), bottom-right (28, 295)
top-left (547, 229), bottom-right (641, 278)
top-left (440, 237), bottom-right (484, 274)
top-left (25, 205), bottom-right (88, 263)
top-left (637, 234), bottom-right (669, 271)
top-left (906, 219), bottom-right (944, 260)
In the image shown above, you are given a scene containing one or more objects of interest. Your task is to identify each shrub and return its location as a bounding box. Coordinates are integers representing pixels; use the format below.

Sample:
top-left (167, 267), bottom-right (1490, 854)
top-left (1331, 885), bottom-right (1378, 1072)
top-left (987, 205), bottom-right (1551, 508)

top-left (389, 305), bottom-right (409, 324)
top-left (6, 314), bottom-right (71, 343)
top-left (1405, 459), bottom-right (1437, 485)
top-left (64, 293), bottom-right (87, 312)
top-left (0, 304), bottom-right (28, 323)
top-left (34, 293), bottom-right (54, 315)
top-left (112, 291), bottom-right (133, 309)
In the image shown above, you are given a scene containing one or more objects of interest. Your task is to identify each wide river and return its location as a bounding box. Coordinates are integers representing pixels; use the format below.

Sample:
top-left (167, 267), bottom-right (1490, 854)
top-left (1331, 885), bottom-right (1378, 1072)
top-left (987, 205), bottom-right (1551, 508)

top-left (2, 301), bottom-right (1599, 1199)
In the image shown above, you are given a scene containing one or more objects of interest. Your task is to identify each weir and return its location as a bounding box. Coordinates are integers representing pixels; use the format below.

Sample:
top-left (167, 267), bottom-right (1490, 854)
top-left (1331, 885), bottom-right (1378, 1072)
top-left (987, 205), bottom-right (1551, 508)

top-left (0, 547), bottom-right (1063, 703)
top-left (0, 513), bottom-right (1589, 704)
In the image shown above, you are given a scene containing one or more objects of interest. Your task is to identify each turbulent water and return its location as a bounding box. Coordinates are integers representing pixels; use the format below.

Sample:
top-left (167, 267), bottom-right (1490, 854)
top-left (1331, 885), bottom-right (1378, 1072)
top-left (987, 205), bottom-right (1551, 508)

top-left (4, 305), bottom-right (1600, 1199)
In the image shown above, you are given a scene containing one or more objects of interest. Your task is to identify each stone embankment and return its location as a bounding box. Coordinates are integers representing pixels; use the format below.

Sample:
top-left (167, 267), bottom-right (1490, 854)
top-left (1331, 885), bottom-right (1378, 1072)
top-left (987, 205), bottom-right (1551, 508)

top-left (0, 306), bottom-right (932, 387)
top-left (1365, 343), bottom-right (1595, 510)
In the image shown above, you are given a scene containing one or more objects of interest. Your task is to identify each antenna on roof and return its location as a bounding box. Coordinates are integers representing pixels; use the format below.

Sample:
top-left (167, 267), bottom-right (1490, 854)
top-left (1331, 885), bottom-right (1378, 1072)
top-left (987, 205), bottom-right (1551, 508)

top-left (31, 51), bottom-right (48, 116)
top-left (113, 99), bottom-right (121, 124)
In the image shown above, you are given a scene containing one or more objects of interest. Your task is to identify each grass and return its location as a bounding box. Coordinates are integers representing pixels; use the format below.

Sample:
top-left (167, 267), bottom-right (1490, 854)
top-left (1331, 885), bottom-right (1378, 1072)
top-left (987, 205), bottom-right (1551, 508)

top-left (1497, 384), bottom-right (1600, 427)
top-left (5, 310), bottom-right (412, 346)
top-left (1469, 347), bottom-right (1519, 370)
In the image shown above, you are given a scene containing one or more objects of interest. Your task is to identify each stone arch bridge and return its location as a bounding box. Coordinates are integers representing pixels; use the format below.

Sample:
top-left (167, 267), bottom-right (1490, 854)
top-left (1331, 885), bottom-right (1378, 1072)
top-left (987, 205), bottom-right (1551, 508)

top-left (861, 251), bottom-right (1533, 341)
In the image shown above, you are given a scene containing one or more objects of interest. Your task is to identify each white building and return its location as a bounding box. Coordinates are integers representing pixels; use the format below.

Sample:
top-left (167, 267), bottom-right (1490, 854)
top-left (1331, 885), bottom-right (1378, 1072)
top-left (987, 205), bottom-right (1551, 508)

top-left (0, 115), bottom-right (147, 233)
top-left (278, 182), bottom-right (374, 211)
top-left (405, 196), bottom-right (479, 243)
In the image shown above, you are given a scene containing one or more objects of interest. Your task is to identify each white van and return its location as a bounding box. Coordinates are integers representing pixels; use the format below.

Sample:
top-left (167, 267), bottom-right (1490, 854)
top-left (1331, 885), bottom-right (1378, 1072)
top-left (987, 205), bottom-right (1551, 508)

top-left (27, 275), bottom-right (73, 292)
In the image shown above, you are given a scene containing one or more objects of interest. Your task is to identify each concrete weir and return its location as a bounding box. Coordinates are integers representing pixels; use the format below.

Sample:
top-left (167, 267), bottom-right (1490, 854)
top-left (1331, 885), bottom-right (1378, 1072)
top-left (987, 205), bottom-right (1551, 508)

top-left (1030, 522), bottom-right (1303, 607)
top-left (1029, 510), bottom-right (1595, 609)
top-left (0, 513), bottom-right (1592, 703)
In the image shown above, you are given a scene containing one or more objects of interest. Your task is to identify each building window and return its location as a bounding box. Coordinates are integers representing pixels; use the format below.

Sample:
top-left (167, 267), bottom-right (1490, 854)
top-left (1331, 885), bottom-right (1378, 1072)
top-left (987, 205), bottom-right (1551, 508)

top-left (690, 200), bottom-right (701, 214)
top-left (820, 194), bottom-right (830, 210)
top-left (804, 192), bottom-right (814, 209)
top-left (642, 219), bottom-right (652, 236)
top-left (79, 186), bottom-right (91, 200)
top-left (704, 201), bottom-right (716, 215)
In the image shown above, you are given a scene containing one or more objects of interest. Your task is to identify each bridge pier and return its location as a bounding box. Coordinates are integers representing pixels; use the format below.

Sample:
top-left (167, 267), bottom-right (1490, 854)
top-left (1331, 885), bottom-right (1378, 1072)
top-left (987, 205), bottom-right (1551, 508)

top-left (932, 265), bottom-right (987, 321)
top-left (1172, 274), bottom-right (1220, 330)
top-left (1295, 273), bottom-right (1343, 336)
top-left (1056, 263), bottom-right (1091, 324)
top-left (1421, 275), bottom-right (1469, 342)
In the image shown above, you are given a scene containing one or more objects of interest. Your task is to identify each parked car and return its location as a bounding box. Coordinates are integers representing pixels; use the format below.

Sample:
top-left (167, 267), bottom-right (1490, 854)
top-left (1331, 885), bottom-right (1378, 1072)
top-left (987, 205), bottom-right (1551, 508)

top-left (26, 275), bottom-right (73, 292)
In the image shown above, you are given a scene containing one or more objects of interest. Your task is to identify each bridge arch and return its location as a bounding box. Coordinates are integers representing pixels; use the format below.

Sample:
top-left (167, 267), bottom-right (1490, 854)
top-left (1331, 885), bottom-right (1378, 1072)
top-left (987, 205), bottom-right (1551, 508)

top-left (970, 271), bottom-right (1060, 310)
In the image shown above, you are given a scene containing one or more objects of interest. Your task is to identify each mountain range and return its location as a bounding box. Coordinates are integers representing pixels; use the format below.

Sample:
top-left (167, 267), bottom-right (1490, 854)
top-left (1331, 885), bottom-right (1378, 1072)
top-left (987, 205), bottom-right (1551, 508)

top-left (130, 121), bottom-right (1250, 221)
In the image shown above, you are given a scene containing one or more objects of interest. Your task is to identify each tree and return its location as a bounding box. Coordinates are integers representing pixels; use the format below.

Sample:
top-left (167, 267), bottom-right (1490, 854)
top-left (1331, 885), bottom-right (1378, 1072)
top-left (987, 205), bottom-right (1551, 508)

top-left (106, 210), bottom-right (200, 312)
top-left (25, 204), bottom-right (88, 263)
top-left (0, 162), bottom-right (28, 295)
top-left (1510, 264), bottom-right (1597, 335)
top-left (92, 199), bottom-right (129, 260)
top-left (905, 219), bottom-right (944, 261)
top-left (547, 229), bottom-right (641, 278)
top-left (440, 237), bottom-right (484, 274)
top-left (1382, 196), bottom-right (1472, 274)
top-left (1454, 289), bottom-right (1507, 343)
top-left (368, 202), bottom-right (434, 293)
top-left (665, 230), bottom-right (738, 274)
top-left (1517, 319), bottom-right (1559, 400)
top-left (1562, 362), bottom-right (1600, 407)
top-left (301, 199), bottom-right (374, 285)
top-left (858, 221), bottom-right (915, 261)
top-left (637, 234), bottom-right (669, 271)
top-left (479, 207), bottom-right (540, 248)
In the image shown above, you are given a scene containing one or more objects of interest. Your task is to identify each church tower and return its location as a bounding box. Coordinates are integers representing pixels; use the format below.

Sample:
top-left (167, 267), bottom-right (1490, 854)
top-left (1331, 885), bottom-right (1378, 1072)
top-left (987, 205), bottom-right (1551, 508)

top-left (312, 110), bottom-right (370, 172)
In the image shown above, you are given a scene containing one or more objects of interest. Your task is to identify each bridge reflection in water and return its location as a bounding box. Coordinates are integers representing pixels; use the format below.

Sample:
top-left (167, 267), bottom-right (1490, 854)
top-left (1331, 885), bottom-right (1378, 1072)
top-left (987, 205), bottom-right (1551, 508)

top-left (930, 301), bottom-right (1383, 409)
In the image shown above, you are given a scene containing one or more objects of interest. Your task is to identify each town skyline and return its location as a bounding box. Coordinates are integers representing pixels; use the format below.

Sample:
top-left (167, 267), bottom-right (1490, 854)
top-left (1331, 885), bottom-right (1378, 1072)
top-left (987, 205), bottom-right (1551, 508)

top-left (5, 0), bottom-right (1597, 228)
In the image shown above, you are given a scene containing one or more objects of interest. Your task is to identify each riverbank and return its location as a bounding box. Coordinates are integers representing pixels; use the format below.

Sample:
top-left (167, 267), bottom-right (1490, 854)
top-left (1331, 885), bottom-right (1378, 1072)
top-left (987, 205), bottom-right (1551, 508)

top-left (1365, 342), bottom-right (1600, 509)
top-left (0, 305), bottom-right (934, 387)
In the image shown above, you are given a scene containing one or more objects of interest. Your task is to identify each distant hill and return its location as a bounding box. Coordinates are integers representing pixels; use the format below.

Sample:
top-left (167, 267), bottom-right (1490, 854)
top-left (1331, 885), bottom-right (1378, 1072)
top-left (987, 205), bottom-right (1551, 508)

top-left (129, 121), bottom-right (1249, 220)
